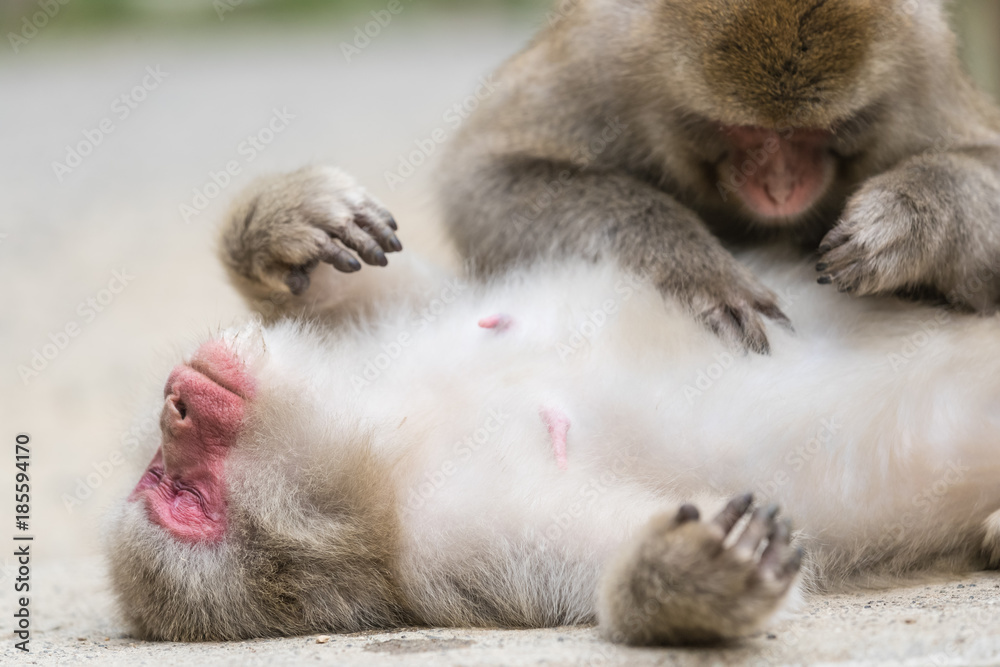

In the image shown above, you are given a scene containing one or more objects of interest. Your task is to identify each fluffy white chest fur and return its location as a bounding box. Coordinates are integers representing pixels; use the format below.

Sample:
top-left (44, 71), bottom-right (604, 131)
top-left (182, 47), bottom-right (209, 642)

top-left (109, 239), bottom-right (1000, 644)
top-left (227, 248), bottom-right (1000, 619)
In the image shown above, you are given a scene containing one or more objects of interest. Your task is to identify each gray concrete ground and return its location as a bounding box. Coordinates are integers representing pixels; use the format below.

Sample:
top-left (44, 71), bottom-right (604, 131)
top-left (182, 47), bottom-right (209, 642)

top-left (0, 13), bottom-right (998, 667)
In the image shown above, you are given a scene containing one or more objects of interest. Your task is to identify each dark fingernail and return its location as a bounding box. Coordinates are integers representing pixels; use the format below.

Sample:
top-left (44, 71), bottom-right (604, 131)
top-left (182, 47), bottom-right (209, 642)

top-left (768, 520), bottom-right (788, 539)
top-left (816, 263), bottom-right (828, 272)
top-left (819, 244), bottom-right (832, 254)
top-left (347, 258), bottom-right (362, 271)
top-left (676, 504), bottom-right (700, 524)
top-left (729, 493), bottom-right (753, 516)
top-left (388, 215), bottom-right (398, 231)
top-left (388, 236), bottom-right (403, 252)
top-left (817, 276), bottom-right (832, 285)
top-left (374, 250), bottom-right (388, 266)
top-left (764, 504), bottom-right (780, 520)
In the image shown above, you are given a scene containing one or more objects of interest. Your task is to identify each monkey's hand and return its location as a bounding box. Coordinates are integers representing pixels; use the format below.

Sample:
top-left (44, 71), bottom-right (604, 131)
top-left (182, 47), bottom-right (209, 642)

top-left (219, 165), bottom-right (402, 298)
top-left (817, 148), bottom-right (1000, 310)
top-left (598, 494), bottom-right (803, 646)
top-left (659, 251), bottom-right (790, 355)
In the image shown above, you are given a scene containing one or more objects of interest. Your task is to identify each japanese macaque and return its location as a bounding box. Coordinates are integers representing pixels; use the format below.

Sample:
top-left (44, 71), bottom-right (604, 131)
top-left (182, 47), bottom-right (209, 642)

top-left (107, 168), bottom-right (1000, 645)
top-left (439, 0), bottom-right (1000, 353)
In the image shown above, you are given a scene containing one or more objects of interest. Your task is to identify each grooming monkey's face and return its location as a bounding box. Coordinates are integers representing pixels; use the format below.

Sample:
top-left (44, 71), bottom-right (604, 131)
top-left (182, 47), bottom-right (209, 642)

top-left (659, 0), bottom-right (908, 223)
top-left (717, 125), bottom-right (836, 220)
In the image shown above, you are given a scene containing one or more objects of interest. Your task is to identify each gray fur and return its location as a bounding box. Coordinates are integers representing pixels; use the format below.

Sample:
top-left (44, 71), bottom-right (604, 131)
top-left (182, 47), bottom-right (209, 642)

top-left (439, 0), bottom-right (1000, 351)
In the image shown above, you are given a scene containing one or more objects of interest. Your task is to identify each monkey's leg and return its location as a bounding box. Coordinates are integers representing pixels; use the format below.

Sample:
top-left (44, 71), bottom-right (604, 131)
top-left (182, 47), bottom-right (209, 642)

top-left (818, 145), bottom-right (1000, 310)
top-left (218, 165), bottom-right (405, 319)
top-left (597, 494), bottom-right (803, 646)
top-left (443, 157), bottom-right (789, 353)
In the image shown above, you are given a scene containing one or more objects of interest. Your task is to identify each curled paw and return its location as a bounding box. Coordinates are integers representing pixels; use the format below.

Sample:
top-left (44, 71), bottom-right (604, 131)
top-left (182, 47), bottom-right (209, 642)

top-left (816, 177), bottom-right (940, 297)
top-left (221, 166), bottom-right (402, 296)
top-left (599, 494), bottom-right (804, 645)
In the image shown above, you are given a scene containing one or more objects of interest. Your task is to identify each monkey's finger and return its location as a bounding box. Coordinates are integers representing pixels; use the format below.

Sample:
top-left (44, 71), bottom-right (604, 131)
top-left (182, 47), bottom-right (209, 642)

top-left (732, 504), bottom-right (780, 558)
top-left (355, 208), bottom-right (403, 253)
top-left (319, 240), bottom-right (362, 273)
top-left (701, 305), bottom-right (770, 355)
top-left (783, 547), bottom-right (806, 578)
top-left (331, 225), bottom-right (389, 267)
top-left (284, 264), bottom-right (314, 296)
top-left (758, 518), bottom-right (792, 572)
top-left (756, 302), bottom-right (794, 331)
top-left (818, 226), bottom-right (852, 254)
top-left (731, 306), bottom-right (772, 356)
top-left (675, 504), bottom-right (700, 525)
top-left (817, 239), bottom-right (859, 273)
top-left (823, 261), bottom-right (866, 294)
top-left (712, 493), bottom-right (753, 536)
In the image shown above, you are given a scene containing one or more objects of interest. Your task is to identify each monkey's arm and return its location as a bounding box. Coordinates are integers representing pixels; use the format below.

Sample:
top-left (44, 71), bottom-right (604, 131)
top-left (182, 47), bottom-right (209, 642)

top-left (442, 156), bottom-right (789, 353)
top-left (818, 144), bottom-right (1000, 310)
top-left (218, 166), bottom-right (437, 322)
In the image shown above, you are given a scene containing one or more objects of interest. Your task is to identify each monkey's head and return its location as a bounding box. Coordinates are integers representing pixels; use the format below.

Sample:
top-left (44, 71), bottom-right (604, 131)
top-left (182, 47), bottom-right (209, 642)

top-left (649, 0), bottom-right (944, 224)
top-left (106, 323), bottom-right (405, 641)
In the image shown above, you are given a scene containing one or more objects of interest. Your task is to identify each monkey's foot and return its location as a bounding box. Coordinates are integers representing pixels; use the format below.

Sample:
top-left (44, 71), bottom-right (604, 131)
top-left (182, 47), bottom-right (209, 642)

top-left (598, 494), bottom-right (803, 646)
top-left (221, 166), bottom-right (402, 296)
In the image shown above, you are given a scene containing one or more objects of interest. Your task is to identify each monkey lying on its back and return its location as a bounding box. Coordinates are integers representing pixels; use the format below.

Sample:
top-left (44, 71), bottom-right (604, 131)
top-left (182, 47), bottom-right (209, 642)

top-left (441, 0), bottom-right (1000, 353)
top-left (108, 168), bottom-right (1000, 645)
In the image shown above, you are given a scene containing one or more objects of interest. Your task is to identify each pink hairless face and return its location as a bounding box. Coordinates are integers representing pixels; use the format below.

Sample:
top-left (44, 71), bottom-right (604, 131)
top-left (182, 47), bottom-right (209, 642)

top-left (129, 341), bottom-right (255, 543)
top-left (720, 125), bottom-right (835, 221)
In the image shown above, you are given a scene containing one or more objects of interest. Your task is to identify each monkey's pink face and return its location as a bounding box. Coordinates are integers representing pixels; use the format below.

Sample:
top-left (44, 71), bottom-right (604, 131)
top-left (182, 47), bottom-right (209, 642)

top-left (719, 126), bottom-right (835, 222)
top-left (128, 341), bottom-right (255, 543)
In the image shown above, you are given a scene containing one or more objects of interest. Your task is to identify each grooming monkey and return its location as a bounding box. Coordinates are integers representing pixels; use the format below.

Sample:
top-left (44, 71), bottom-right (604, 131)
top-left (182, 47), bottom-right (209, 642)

top-left (108, 168), bottom-right (1000, 644)
top-left (439, 0), bottom-right (1000, 352)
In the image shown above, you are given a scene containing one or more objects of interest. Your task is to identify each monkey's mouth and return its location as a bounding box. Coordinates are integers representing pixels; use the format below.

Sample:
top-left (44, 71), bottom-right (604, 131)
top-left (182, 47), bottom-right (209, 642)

top-left (130, 448), bottom-right (228, 543)
top-left (717, 126), bottom-right (835, 222)
top-left (127, 339), bottom-right (254, 544)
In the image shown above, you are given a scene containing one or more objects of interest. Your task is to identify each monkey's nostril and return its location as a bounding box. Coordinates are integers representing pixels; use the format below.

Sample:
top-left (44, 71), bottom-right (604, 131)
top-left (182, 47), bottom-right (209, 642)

top-left (176, 399), bottom-right (187, 420)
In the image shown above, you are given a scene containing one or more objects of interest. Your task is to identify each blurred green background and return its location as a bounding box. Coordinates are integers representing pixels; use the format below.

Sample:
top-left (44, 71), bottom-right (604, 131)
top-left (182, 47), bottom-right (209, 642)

top-left (1, 0), bottom-right (998, 100)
